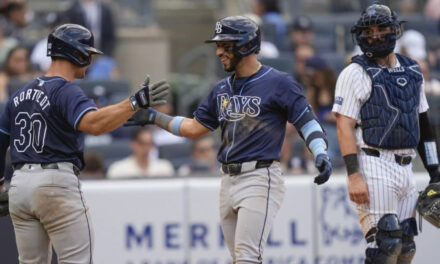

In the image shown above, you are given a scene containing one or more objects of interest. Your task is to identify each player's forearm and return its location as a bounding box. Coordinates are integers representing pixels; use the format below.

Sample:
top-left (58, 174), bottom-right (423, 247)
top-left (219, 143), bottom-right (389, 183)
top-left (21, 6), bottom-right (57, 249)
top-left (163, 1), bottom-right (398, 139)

top-left (79, 99), bottom-right (136, 135)
top-left (336, 118), bottom-right (357, 156)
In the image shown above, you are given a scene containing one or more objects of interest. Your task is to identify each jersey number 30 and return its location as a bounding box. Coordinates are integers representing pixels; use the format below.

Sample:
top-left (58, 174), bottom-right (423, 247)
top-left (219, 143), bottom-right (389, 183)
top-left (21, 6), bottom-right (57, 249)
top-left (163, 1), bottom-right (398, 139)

top-left (14, 112), bottom-right (47, 153)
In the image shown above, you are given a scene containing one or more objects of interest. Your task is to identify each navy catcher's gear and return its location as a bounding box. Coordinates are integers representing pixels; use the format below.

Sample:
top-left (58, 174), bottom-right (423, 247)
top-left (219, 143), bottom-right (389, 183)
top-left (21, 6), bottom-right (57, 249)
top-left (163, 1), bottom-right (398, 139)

top-left (205, 16), bottom-right (261, 57)
top-left (352, 54), bottom-right (422, 149)
top-left (365, 214), bottom-right (402, 264)
top-left (47, 23), bottom-right (103, 67)
top-left (351, 3), bottom-right (402, 59)
top-left (398, 218), bottom-right (417, 264)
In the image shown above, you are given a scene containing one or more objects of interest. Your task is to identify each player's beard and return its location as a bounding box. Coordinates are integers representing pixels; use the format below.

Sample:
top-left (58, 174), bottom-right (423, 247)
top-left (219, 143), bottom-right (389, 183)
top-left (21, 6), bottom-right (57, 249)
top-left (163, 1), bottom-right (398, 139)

top-left (223, 55), bottom-right (242, 73)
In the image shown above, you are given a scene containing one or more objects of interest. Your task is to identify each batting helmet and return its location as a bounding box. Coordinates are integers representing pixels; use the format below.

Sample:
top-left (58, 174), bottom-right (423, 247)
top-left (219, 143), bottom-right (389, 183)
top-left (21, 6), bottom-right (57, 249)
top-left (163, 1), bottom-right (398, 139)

top-left (351, 3), bottom-right (403, 59)
top-left (47, 23), bottom-right (103, 67)
top-left (205, 16), bottom-right (261, 57)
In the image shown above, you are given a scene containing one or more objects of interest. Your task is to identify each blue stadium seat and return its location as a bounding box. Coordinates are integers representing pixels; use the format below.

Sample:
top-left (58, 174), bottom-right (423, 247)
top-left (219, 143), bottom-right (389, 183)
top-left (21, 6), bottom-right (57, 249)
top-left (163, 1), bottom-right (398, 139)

top-left (158, 141), bottom-right (193, 170)
top-left (85, 139), bottom-right (132, 169)
top-left (260, 56), bottom-right (295, 75)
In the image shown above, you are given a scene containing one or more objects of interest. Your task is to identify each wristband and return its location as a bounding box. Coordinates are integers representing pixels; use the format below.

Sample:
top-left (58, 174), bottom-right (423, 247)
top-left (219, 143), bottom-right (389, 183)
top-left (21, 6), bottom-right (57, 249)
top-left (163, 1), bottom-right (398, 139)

top-left (170, 116), bottom-right (184, 136)
top-left (343, 153), bottom-right (359, 176)
top-left (129, 96), bottom-right (139, 111)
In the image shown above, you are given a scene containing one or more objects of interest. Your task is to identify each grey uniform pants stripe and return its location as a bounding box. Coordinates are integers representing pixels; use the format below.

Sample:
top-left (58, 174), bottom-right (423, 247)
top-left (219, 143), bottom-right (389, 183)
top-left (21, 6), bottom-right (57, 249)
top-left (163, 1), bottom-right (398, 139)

top-left (8, 162), bottom-right (94, 264)
top-left (219, 162), bottom-right (285, 263)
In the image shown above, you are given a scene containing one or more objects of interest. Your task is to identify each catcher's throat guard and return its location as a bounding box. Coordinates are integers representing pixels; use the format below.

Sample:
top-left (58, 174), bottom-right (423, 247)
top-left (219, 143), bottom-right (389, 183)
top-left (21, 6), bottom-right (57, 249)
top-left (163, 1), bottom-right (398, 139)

top-left (417, 183), bottom-right (440, 228)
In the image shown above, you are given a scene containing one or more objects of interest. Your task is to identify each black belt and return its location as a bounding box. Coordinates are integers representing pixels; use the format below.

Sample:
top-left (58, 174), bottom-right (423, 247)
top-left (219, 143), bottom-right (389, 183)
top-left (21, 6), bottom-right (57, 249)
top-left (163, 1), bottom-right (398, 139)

top-left (13, 162), bottom-right (80, 176)
top-left (221, 160), bottom-right (274, 176)
top-left (361, 148), bottom-right (412, 166)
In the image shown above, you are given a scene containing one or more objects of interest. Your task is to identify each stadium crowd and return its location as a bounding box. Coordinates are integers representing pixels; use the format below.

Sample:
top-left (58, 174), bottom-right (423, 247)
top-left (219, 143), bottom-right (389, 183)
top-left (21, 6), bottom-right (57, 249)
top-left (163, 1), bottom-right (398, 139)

top-left (0, 0), bottom-right (440, 181)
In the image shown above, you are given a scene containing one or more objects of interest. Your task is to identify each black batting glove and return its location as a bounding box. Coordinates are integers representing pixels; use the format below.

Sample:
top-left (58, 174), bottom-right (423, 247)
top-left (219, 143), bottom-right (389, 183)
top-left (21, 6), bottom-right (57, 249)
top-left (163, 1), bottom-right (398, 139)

top-left (130, 75), bottom-right (169, 110)
top-left (314, 153), bottom-right (332, 185)
top-left (428, 167), bottom-right (440, 184)
top-left (124, 108), bottom-right (157, 127)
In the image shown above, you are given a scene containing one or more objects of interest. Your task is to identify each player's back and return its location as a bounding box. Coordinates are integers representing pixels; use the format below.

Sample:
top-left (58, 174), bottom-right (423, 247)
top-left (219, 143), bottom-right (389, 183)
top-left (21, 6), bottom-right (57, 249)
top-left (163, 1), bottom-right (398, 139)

top-left (4, 76), bottom-right (97, 168)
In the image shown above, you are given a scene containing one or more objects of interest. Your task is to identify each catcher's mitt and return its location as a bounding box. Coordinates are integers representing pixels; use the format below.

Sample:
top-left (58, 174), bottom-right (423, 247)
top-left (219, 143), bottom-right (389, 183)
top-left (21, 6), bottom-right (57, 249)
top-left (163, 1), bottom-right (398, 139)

top-left (0, 189), bottom-right (8, 217)
top-left (417, 183), bottom-right (440, 228)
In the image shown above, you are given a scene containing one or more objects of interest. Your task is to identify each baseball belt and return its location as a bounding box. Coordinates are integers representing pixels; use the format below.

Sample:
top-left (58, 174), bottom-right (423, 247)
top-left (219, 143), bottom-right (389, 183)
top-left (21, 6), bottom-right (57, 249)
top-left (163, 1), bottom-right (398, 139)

top-left (221, 160), bottom-right (274, 176)
top-left (13, 162), bottom-right (80, 176)
top-left (361, 148), bottom-right (412, 166)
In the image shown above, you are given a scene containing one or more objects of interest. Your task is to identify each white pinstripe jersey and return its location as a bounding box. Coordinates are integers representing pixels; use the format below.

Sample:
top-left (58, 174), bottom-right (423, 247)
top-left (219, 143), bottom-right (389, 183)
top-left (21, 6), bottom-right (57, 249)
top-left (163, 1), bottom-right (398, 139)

top-left (332, 58), bottom-right (429, 155)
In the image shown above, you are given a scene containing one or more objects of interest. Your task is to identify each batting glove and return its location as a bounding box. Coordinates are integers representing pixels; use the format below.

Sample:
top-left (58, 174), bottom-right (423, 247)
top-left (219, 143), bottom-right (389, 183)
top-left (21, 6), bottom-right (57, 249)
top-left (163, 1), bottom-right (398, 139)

top-left (130, 75), bottom-right (169, 110)
top-left (124, 108), bottom-right (157, 127)
top-left (314, 153), bottom-right (332, 185)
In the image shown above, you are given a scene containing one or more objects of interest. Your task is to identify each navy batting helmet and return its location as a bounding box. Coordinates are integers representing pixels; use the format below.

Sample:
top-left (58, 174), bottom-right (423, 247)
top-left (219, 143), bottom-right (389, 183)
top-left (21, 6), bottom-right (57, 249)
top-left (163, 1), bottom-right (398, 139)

top-left (47, 23), bottom-right (103, 67)
top-left (205, 16), bottom-right (261, 57)
top-left (351, 3), bottom-right (403, 59)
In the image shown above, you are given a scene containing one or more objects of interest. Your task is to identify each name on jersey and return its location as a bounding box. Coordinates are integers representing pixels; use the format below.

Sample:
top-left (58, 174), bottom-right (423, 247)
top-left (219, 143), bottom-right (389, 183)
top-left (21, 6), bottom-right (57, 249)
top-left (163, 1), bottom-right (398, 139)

top-left (13, 89), bottom-right (50, 110)
top-left (217, 93), bottom-right (261, 121)
top-left (387, 67), bottom-right (405, 73)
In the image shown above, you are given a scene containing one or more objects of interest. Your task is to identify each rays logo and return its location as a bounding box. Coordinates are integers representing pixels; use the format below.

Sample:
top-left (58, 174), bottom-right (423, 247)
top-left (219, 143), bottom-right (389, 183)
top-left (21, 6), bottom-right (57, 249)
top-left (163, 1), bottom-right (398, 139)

top-left (215, 22), bottom-right (222, 33)
top-left (217, 93), bottom-right (261, 121)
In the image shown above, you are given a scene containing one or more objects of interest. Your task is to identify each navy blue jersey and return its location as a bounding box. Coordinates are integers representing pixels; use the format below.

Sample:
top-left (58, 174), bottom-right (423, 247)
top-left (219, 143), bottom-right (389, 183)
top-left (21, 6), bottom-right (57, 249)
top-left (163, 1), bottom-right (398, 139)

top-left (0, 76), bottom-right (97, 169)
top-left (194, 65), bottom-right (308, 163)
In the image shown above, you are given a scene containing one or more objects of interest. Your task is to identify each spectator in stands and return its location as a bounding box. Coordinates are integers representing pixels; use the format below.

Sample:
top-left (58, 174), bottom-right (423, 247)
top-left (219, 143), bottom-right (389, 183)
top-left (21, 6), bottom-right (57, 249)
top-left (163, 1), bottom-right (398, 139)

top-left (288, 15), bottom-right (315, 52)
top-left (64, 0), bottom-right (116, 56)
top-left (294, 44), bottom-right (315, 85)
top-left (86, 55), bottom-right (119, 80)
top-left (425, 0), bottom-right (440, 20)
top-left (252, 0), bottom-right (287, 49)
top-left (177, 136), bottom-right (218, 176)
top-left (395, 29), bottom-right (427, 60)
top-left (303, 56), bottom-right (342, 168)
top-left (30, 12), bottom-right (65, 73)
top-left (0, 45), bottom-right (33, 102)
top-left (0, 0), bottom-right (29, 41)
top-left (245, 13), bottom-right (279, 59)
top-left (0, 25), bottom-right (17, 66)
top-left (80, 151), bottom-right (105, 179)
top-left (417, 59), bottom-right (440, 95)
top-left (107, 127), bottom-right (175, 178)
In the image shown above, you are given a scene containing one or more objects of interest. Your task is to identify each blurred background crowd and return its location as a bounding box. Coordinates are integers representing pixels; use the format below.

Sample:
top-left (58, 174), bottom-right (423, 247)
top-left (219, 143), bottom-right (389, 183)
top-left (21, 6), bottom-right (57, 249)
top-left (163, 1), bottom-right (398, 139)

top-left (1, 0), bottom-right (440, 181)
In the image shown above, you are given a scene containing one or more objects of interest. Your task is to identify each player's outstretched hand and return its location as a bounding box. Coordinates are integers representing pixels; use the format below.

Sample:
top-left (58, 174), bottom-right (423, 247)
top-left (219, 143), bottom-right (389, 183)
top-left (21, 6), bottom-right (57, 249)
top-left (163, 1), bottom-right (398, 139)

top-left (314, 153), bottom-right (332, 185)
top-left (132, 75), bottom-right (169, 109)
top-left (0, 189), bottom-right (9, 217)
top-left (348, 172), bottom-right (370, 204)
top-left (124, 108), bottom-right (157, 127)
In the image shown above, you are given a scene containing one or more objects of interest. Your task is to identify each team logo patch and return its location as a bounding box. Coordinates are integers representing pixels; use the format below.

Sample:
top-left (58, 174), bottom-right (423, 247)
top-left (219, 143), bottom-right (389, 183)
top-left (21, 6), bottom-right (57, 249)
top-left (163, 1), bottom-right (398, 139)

top-left (215, 22), bottom-right (222, 34)
top-left (217, 93), bottom-right (261, 121)
top-left (335, 96), bottom-right (343, 105)
top-left (396, 77), bottom-right (408, 87)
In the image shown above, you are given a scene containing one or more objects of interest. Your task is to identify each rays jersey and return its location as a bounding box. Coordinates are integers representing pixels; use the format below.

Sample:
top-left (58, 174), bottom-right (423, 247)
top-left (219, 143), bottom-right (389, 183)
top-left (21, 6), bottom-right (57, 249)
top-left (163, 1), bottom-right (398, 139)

top-left (194, 65), bottom-right (308, 163)
top-left (0, 76), bottom-right (97, 169)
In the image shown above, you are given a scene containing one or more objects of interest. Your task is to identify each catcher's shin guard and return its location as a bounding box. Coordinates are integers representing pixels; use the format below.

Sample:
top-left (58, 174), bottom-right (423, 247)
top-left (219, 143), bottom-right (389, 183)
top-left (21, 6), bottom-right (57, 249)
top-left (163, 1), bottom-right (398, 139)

top-left (397, 218), bottom-right (417, 264)
top-left (365, 214), bottom-right (402, 264)
top-left (417, 183), bottom-right (440, 228)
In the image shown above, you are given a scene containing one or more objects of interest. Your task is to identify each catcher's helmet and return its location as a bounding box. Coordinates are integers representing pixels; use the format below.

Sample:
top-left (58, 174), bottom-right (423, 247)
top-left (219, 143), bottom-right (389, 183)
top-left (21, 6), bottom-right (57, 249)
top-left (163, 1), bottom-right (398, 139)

top-left (351, 3), bottom-right (403, 59)
top-left (205, 16), bottom-right (261, 57)
top-left (47, 23), bottom-right (103, 67)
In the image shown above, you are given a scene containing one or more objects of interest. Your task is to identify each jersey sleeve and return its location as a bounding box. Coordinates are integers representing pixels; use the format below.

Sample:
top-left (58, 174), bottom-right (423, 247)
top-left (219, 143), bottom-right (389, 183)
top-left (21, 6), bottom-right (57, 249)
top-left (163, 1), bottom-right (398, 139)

top-left (55, 83), bottom-right (98, 130)
top-left (332, 64), bottom-right (363, 120)
top-left (0, 100), bottom-right (11, 135)
top-left (193, 87), bottom-right (219, 131)
top-left (275, 74), bottom-right (309, 124)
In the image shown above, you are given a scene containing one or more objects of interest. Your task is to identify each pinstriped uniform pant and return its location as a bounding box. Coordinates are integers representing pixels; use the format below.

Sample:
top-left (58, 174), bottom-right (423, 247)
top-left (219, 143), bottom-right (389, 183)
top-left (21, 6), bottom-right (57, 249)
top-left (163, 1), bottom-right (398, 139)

top-left (219, 161), bottom-right (285, 264)
top-left (356, 150), bottom-right (418, 237)
top-left (8, 162), bottom-right (94, 264)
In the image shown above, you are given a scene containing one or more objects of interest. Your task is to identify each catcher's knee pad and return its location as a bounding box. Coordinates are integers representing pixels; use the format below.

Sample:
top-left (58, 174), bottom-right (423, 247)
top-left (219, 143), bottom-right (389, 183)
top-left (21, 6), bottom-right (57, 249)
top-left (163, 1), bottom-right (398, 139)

top-left (364, 214), bottom-right (402, 264)
top-left (397, 218), bottom-right (418, 264)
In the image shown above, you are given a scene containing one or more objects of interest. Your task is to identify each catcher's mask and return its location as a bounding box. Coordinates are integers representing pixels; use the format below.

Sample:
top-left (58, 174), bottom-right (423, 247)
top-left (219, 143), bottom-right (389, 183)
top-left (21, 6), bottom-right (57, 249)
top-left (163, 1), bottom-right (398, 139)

top-left (351, 3), bottom-right (403, 59)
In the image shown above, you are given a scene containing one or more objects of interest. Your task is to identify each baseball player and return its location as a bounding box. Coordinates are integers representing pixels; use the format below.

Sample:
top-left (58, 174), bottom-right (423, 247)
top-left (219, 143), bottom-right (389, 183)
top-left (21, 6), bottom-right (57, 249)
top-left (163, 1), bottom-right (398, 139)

top-left (0, 24), bottom-right (169, 263)
top-left (126, 16), bottom-right (332, 263)
top-left (333, 3), bottom-right (440, 264)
